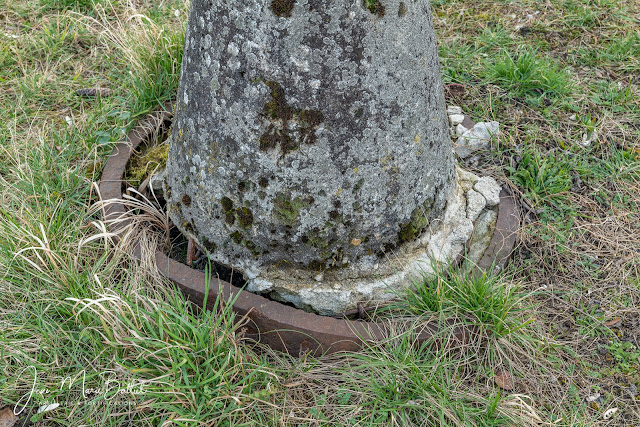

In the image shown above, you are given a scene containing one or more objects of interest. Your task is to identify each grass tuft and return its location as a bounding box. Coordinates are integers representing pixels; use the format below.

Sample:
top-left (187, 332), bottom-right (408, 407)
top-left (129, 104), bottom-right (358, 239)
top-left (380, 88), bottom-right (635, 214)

top-left (403, 263), bottom-right (533, 339)
top-left (485, 48), bottom-right (573, 100)
top-left (506, 149), bottom-right (573, 204)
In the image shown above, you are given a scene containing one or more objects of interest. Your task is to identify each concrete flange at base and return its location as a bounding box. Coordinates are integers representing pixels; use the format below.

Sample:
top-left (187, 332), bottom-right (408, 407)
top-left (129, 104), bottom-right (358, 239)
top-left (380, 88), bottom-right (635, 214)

top-left (99, 105), bottom-right (519, 355)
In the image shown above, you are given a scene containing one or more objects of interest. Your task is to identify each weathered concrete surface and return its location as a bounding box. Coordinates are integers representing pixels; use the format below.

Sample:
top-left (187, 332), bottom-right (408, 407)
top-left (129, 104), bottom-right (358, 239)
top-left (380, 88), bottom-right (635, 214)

top-left (249, 167), bottom-right (502, 315)
top-left (165, 0), bottom-right (475, 314)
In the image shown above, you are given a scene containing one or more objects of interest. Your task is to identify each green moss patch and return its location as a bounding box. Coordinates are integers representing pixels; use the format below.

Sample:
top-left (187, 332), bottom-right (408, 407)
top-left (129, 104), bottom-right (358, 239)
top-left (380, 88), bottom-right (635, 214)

top-left (270, 0), bottom-right (295, 17)
top-left (259, 81), bottom-right (324, 157)
top-left (398, 206), bottom-right (429, 243)
top-left (124, 143), bottom-right (169, 186)
top-left (273, 193), bottom-right (309, 227)
top-left (220, 196), bottom-right (234, 212)
top-left (236, 207), bottom-right (254, 228)
top-left (364, 0), bottom-right (385, 17)
top-left (397, 2), bottom-right (407, 17)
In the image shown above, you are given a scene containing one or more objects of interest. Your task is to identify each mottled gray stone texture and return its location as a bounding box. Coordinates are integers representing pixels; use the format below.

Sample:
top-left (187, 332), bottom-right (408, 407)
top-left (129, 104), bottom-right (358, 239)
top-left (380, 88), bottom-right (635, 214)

top-left (166, 0), bottom-right (457, 311)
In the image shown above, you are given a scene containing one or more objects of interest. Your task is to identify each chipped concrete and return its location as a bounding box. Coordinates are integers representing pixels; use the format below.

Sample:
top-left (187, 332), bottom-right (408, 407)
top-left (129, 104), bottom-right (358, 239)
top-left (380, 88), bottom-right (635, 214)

top-left (243, 168), bottom-right (502, 315)
top-left (467, 209), bottom-right (498, 268)
top-left (466, 189), bottom-right (486, 223)
top-left (474, 176), bottom-right (501, 207)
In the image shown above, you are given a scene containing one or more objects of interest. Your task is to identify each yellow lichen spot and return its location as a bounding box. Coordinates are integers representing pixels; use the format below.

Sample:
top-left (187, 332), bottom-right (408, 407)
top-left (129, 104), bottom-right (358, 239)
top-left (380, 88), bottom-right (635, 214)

top-left (336, 188), bottom-right (343, 196)
top-left (414, 134), bottom-right (421, 144)
top-left (354, 166), bottom-right (358, 173)
top-left (350, 238), bottom-right (362, 246)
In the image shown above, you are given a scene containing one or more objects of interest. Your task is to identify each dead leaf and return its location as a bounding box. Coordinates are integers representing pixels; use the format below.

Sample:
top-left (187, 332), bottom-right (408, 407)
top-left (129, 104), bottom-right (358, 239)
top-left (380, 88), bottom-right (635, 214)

top-left (494, 369), bottom-right (514, 390)
top-left (76, 88), bottom-right (112, 97)
top-left (0, 407), bottom-right (19, 427)
top-left (604, 318), bottom-right (621, 327)
top-left (445, 83), bottom-right (466, 98)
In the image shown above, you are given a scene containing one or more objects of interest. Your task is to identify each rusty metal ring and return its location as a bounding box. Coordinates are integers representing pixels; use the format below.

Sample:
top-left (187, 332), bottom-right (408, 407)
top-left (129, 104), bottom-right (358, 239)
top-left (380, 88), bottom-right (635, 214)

top-left (99, 104), bottom-right (519, 355)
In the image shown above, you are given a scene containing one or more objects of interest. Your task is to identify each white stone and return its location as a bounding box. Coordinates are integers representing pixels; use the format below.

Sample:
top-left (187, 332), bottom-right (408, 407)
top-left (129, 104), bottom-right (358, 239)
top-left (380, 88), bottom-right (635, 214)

top-left (455, 121), bottom-right (500, 159)
top-left (455, 123), bottom-right (468, 137)
top-left (466, 189), bottom-right (486, 222)
top-left (456, 165), bottom-right (479, 191)
top-left (447, 105), bottom-right (462, 115)
top-left (580, 130), bottom-right (598, 147)
top-left (448, 113), bottom-right (465, 127)
top-left (474, 176), bottom-right (501, 206)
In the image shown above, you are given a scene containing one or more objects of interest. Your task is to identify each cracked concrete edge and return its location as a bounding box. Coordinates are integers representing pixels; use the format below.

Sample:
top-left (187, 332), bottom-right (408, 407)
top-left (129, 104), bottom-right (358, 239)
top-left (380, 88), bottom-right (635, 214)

top-left (252, 168), bottom-right (503, 315)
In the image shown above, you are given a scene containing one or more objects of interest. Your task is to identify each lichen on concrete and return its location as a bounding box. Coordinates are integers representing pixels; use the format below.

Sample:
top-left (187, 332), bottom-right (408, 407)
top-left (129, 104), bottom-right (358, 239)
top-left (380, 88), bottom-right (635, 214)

top-left (164, 0), bottom-right (474, 314)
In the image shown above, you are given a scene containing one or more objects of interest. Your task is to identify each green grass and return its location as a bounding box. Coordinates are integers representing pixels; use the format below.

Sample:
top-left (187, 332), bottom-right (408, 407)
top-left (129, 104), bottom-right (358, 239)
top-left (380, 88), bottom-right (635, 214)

top-left (484, 48), bottom-right (573, 100)
top-left (402, 264), bottom-right (531, 338)
top-left (506, 149), bottom-right (573, 204)
top-left (1, 0), bottom-right (639, 425)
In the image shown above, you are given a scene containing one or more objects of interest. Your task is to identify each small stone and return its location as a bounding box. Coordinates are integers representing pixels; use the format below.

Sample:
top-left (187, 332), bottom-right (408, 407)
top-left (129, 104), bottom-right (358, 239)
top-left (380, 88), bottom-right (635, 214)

top-left (455, 123), bottom-right (468, 137)
top-left (474, 176), bottom-right (501, 206)
top-left (580, 130), bottom-right (598, 147)
top-left (350, 238), bottom-right (362, 246)
top-left (314, 273), bottom-right (324, 282)
top-left (586, 393), bottom-right (601, 402)
top-left (447, 105), bottom-right (462, 115)
top-left (457, 166), bottom-right (479, 191)
top-left (603, 408), bottom-right (618, 420)
top-left (466, 189), bottom-right (486, 222)
top-left (448, 113), bottom-right (465, 127)
top-left (455, 121), bottom-right (500, 159)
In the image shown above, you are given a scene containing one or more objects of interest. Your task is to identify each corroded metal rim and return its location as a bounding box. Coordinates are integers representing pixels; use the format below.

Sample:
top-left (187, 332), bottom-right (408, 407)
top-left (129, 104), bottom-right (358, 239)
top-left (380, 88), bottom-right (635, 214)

top-left (99, 105), bottom-right (519, 355)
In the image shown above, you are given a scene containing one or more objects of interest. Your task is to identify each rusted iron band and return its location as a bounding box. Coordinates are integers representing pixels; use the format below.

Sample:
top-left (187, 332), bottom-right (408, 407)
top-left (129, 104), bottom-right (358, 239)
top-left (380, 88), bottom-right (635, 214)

top-left (99, 105), bottom-right (517, 355)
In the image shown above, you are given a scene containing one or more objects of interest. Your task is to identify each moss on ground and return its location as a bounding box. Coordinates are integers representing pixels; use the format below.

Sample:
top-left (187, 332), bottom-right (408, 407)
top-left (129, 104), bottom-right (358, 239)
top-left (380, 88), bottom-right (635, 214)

top-left (124, 143), bottom-right (169, 186)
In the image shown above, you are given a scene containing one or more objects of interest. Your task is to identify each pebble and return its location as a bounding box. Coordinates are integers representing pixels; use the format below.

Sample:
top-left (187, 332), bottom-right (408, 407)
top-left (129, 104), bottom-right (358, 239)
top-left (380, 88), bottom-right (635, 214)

top-left (580, 130), bottom-right (598, 147)
top-left (474, 176), bottom-right (501, 207)
top-left (586, 393), bottom-right (600, 402)
top-left (455, 123), bottom-right (468, 137)
top-left (603, 408), bottom-right (618, 419)
top-left (447, 105), bottom-right (462, 115)
top-left (448, 113), bottom-right (465, 127)
top-left (455, 121), bottom-right (500, 159)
